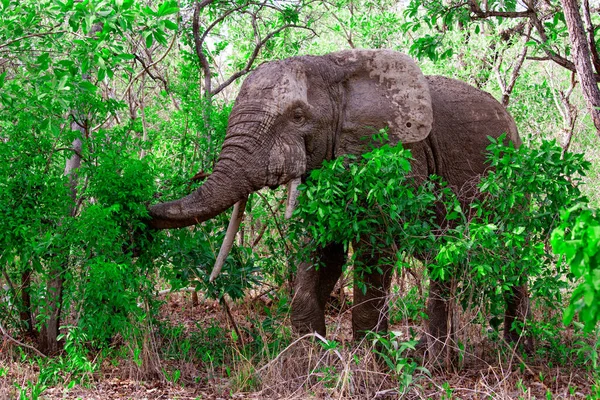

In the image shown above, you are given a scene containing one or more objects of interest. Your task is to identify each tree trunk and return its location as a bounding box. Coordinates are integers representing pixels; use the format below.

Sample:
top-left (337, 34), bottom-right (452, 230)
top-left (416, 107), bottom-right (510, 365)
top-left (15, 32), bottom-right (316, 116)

top-left (19, 269), bottom-right (34, 338)
top-left (39, 125), bottom-right (83, 355)
top-left (561, 0), bottom-right (600, 136)
top-left (39, 270), bottom-right (64, 355)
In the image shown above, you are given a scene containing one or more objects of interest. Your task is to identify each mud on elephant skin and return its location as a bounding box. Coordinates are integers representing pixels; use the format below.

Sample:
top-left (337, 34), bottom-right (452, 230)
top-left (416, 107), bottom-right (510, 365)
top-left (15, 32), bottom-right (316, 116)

top-left (147, 49), bottom-right (528, 357)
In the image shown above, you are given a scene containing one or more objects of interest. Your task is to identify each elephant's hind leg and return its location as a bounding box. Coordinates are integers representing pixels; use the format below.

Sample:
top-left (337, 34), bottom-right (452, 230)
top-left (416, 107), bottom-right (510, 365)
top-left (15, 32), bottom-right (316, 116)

top-left (352, 250), bottom-right (393, 340)
top-left (426, 279), bottom-right (457, 365)
top-left (291, 242), bottom-right (346, 336)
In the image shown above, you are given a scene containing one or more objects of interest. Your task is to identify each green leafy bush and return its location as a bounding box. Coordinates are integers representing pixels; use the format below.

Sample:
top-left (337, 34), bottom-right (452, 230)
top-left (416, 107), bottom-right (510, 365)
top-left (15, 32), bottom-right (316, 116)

top-left (552, 206), bottom-right (600, 331)
top-left (434, 137), bottom-right (589, 325)
top-left (290, 133), bottom-right (451, 286)
top-left (292, 134), bottom-right (591, 341)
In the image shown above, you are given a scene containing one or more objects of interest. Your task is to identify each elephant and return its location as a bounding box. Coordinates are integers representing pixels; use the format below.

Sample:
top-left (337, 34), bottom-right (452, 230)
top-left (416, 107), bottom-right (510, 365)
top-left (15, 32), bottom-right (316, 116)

top-left (148, 49), bottom-right (528, 357)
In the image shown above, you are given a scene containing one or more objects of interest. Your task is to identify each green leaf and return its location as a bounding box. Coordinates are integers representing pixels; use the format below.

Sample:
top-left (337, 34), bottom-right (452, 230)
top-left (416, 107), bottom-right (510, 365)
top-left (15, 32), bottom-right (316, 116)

top-left (79, 80), bottom-right (98, 92)
top-left (145, 32), bottom-right (153, 48)
top-left (164, 20), bottom-right (178, 31)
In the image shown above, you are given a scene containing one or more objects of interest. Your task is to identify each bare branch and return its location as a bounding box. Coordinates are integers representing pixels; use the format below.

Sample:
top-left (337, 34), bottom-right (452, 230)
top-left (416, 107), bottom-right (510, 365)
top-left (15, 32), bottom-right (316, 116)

top-left (211, 24), bottom-right (315, 96)
top-left (90, 18), bottom-right (179, 132)
top-left (53, 147), bottom-right (88, 163)
top-left (528, 54), bottom-right (600, 82)
top-left (0, 321), bottom-right (46, 358)
top-left (199, 5), bottom-right (247, 47)
top-left (499, 23), bottom-right (533, 106)
top-left (220, 297), bottom-right (245, 347)
top-left (120, 22), bottom-right (179, 102)
top-left (133, 53), bottom-right (168, 87)
top-left (322, 1), bottom-right (355, 48)
top-left (0, 24), bottom-right (65, 51)
top-left (468, 0), bottom-right (600, 82)
top-left (468, 0), bottom-right (533, 19)
top-left (193, 0), bottom-right (214, 97)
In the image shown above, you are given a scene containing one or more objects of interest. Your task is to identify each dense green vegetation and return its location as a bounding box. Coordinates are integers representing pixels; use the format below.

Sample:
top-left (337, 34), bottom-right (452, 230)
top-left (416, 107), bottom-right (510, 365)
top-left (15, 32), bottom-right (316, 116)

top-left (1, 0), bottom-right (599, 398)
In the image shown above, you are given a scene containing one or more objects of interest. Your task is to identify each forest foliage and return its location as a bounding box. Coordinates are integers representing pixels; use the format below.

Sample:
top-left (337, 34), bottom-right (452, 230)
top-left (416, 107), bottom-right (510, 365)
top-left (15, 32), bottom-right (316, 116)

top-left (1, 0), bottom-right (600, 398)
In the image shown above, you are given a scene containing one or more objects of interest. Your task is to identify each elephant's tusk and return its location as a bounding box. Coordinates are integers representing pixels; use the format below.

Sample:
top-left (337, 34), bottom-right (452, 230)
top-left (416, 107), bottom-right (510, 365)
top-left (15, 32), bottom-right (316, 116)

top-left (285, 178), bottom-right (301, 219)
top-left (209, 197), bottom-right (247, 282)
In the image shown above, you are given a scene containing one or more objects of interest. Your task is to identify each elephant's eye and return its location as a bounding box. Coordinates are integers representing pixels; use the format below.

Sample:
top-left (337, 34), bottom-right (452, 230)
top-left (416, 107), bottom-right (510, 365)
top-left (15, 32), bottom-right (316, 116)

top-left (292, 108), bottom-right (305, 124)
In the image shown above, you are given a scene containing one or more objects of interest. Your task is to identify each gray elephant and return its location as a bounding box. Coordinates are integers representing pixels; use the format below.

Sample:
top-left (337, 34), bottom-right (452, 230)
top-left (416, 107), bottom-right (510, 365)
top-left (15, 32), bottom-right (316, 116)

top-left (148, 49), bottom-right (527, 355)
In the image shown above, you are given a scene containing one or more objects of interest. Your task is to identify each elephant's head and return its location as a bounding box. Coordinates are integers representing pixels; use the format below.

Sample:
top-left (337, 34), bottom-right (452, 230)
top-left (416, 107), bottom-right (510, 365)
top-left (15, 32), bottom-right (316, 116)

top-left (148, 49), bottom-right (433, 277)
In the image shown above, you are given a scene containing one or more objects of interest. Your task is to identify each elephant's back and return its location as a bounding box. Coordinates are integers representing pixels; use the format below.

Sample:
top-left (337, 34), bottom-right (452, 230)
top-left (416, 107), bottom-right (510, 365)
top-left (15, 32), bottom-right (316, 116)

top-left (417, 75), bottom-right (520, 200)
top-left (425, 75), bottom-right (520, 145)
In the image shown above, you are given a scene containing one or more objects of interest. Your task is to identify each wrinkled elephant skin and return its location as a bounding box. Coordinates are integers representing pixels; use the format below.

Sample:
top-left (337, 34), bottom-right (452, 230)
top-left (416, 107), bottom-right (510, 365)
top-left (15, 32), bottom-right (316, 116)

top-left (148, 49), bottom-right (526, 359)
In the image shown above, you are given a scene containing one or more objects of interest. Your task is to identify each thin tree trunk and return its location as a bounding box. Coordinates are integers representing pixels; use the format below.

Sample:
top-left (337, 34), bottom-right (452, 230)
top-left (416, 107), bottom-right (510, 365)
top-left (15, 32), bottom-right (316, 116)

top-left (19, 269), bottom-right (34, 338)
top-left (39, 21), bottom-right (103, 354)
top-left (582, 0), bottom-right (600, 74)
top-left (561, 0), bottom-right (600, 136)
top-left (40, 127), bottom-right (83, 355)
top-left (39, 272), bottom-right (64, 355)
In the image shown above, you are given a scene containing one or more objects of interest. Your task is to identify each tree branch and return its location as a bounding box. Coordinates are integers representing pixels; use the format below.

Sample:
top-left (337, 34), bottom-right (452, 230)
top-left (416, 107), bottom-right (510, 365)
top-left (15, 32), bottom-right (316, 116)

top-left (193, 0), bottom-right (214, 97)
top-left (133, 54), bottom-right (168, 87)
top-left (210, 24), bottom-right (313, 96)
top-left (500, 23), bottom-right (532, 106)
top-left (468, 0), bottom-right (534, 19)
top-left (468, 0), bottom-right (600, 82)
top-left (0, 321), bottom-right (46, 358)
top-left (0, 24), bottom-right (65, 51)
top-left (119, 20), bottom-right (179, 102)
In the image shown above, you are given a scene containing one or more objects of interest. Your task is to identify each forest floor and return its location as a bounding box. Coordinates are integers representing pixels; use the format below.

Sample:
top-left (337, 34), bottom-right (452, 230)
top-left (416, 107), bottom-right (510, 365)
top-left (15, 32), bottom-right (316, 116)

top-left (0, 289), bottom-right (595, 399)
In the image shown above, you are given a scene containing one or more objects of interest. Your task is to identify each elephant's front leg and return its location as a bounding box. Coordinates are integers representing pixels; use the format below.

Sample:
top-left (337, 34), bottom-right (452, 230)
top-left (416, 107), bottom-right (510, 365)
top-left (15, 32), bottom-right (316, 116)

top-left (291, 242), bottom-right (346, 336)
top-left (352, 250), bottom-right (393, 340)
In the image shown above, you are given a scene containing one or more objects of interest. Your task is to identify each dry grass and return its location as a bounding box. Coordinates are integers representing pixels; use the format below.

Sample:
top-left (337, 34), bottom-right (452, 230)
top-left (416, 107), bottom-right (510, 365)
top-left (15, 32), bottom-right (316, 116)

top-left (0, 287), bottom-right (597, 399)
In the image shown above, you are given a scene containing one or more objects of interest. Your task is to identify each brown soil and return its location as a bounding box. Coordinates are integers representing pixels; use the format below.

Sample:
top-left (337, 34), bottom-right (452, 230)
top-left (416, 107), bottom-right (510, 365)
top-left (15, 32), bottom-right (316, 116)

top-left (0, 288), bottom-right (595, 399)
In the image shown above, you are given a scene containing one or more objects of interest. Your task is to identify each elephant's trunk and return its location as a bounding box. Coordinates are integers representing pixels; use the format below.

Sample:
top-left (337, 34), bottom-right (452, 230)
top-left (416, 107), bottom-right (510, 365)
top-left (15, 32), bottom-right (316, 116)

top-left (148, 171), bottom-right (250, 229)
top-left (148, 121), bottom-right (268, 229)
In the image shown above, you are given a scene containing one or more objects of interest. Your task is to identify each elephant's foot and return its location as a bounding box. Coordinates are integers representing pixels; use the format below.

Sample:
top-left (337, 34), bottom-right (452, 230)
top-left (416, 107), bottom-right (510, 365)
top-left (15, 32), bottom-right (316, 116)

top-left (351, 302), bottom-right (389, 340)
top-left (426, 280), bottom-right (458, 370)
top-left (351, 265), bottom-right (393, 340)
top-left (291, 243), bottom-right (345, 337)
top-left (291, 291), bottom-right (326, 336)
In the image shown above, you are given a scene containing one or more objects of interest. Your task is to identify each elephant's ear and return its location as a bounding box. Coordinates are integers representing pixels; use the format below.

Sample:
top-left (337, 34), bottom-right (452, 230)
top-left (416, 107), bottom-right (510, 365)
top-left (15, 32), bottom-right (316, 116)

top-left (328, 49), bottom-right (433, 145)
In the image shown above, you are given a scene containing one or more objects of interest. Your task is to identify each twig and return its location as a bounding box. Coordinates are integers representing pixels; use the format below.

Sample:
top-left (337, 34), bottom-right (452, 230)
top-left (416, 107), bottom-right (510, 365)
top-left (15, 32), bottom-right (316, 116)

top-left (53, 147), bottom-right (88, 163)
top-left (210, 23), bottom-right (314, 96)
top-left (220, 297), bottom-right (245, 347)
top-left (256, 332), bottom-right (337, 374)
top-left (120, 25), bottom-right (179, 102)
top-left (0, 321), bottom-right (46, 358)
top-left (92, 26), bottom-right (179, 132)
top-left (251, 222), bottom-right (269, 248)
top-left (133, 53), bottom-right (168, 87)
top-left (0, 24), bottom-right (65, 51)
top-left (494, 23), bottom-right (532, 106)
top-left (468, 0), bottom-right (600, 83)
top-left (256, 192), bottom-right (289, 254)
